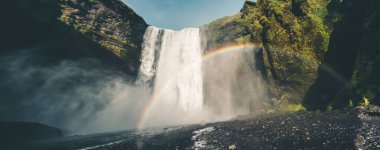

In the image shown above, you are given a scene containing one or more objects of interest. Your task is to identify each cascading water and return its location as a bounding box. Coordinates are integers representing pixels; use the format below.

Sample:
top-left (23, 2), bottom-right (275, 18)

top-left (137, 26), bottom-right (268, 128)
top-left (136, 27), bottom-right (163, 86)
top-left (137, 26), bottom-right (203, 126)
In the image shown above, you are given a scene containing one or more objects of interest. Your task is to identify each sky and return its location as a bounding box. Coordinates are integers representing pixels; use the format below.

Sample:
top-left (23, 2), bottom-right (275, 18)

top-left (122, 0), bottom-right (248, 30)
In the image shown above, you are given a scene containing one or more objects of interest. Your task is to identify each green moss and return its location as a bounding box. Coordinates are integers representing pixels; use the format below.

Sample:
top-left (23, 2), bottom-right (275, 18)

top-left (266, 109), bottom-right (276, 114)
top-left (238, 0), bottom-right (335, 104)
top-left (59, 9), bottom-right (72, 25)
top-left (326, 105), bottom-right (333, 112)
top-left (285, 104), bottom-right (306, 112)
top-left (100, 40), bottom-right (125, 57)
top-left (274, 93), bottom-right (306, 112)
top-left (110, 35), bottom-right (128, 45)
top-left (349, 100), bottom-right (354, 108)
top-left (73, 23), bottom-right (95, 34)
top-left (56, 0), bottom-right (148, 75)
top-left (203, 0), bottom-right (340, 105)
top-left (361, 97), bottom-right (370, 107)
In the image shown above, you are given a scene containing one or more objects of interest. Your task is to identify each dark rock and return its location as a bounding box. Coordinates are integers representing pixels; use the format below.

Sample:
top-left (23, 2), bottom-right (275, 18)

top-left (0, 0), bottom-right (148, 75)
top-left (202, 0), bottom-right (333, 105)
top-left (303, 0), bottom-right (380, 110)
top-left (0, 0), bottom-right (148, 135)
top-left (0, 122), bottom-right (63, 149)
top-left (203, 0), bottom-right (380, 109)
top-left (27, 111), bottom-right (364, 150)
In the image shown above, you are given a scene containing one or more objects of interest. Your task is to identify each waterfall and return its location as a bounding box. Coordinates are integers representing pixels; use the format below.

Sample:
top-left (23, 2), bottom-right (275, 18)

top-left (137, 26), bottom-right (203, 115)
top-left (136, 26), bottom-right (163, 86)
top-left (137, 26), bottom-right (267, 128)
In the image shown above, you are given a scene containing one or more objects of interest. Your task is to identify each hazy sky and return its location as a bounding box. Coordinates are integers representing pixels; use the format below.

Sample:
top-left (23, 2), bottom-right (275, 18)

top-left (122, 0), bottom-right (247, 30)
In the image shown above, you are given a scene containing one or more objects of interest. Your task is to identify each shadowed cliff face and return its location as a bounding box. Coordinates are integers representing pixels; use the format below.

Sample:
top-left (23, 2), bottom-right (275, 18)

top-left (203, 0), bottom-right (380, 110)
top-left (58, 0), bottom-right (148, 74)
top-left (0, 0), bottom-right (148, 133)
top-left (0, 0), bottom-right (148, 75)
top-left (303, 0), bottom-right (380, 110)
top-left (0, 0), bottom-right (379, 136)
top-left (202, 0), bottom-right (334, 106)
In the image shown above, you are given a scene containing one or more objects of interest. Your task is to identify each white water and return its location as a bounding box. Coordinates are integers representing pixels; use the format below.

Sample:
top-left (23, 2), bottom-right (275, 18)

top-left (136, 27), bottom-right (163, 85)
top-left (137, 26), bottom-right (203, 126)
top-left (137, 26), bottom-right (268, 128)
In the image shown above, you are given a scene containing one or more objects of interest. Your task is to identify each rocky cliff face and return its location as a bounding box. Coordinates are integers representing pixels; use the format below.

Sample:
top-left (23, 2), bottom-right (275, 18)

top-left (58, 0), bottom-right (148, 74)
top-left (203, 0), bottom-right (380, 110)
top-left (0, 0), bottom-right (148, 131)
top-left (350, 1), bottom-right (380, 106)
top-left (304, 0), bottom-right (380, 110)
top-left (0, 0), bottom-right (148, 75)
top-left (202, 0), bottom-right (335, 105)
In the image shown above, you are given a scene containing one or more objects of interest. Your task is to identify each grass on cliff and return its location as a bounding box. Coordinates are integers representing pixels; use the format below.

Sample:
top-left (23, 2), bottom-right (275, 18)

top-left (241, 0), bottom-right (332, 60)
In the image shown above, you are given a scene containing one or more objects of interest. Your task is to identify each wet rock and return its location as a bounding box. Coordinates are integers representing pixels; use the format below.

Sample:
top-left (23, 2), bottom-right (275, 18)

top-left (27, 111), bottom-right (369, 150)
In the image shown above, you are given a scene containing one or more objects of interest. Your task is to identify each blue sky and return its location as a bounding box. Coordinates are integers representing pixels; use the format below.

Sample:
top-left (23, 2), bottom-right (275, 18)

top-left (122, 0), bottom-right (247, 30)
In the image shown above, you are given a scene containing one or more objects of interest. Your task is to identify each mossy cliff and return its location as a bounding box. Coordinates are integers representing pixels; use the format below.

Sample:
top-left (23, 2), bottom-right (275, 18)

top-left (303, 0), bottom-right (380, 110)
top-left (203, 0), bottom-right (380, 110)
top-left (0, 0), bottom-right (148, 75)
top-left (202, 0), bottom-right (336, 105)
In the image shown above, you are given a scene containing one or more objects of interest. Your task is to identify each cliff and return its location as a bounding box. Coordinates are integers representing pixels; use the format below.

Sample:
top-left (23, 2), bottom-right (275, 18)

top-left (1, 0), bottom-right (379, 113)
top-left (304, 0), bottom-right (380, 110)
top-left (0, 0), bottom-right (148, 75)
top-left (203, 0), bottom-right (380, 110)
top-left (0, 0), bottom-right (148, 133)
top-left (202, 0), bottom-right (336, 105)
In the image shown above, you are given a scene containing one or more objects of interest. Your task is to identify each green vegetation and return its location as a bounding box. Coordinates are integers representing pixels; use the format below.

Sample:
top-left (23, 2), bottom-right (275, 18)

top-left (361, 97), bottom-right (370, 107)
top-left (246, 0), bottom-right (332, 60)
top-left (326, 105), bottom-right (333, 112)
top-left (286, 104), bottom-right (307, 112)
top-left (266, 103), bottom-right (306, 114)
top-left (56, 0), bottom-right (148, 74)
top-left (265, 93), bottom-right (306, 114)
top-left (349, 100), bottom-right (354, 108)
top-left (203, 0), bottom-right (340, 108)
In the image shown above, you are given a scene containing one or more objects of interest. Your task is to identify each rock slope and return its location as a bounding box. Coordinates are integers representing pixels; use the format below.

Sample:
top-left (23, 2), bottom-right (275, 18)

top-left (303, 0), bottom-right (380, 110)
top-left (202, 0), bottom-right (335, 106)
top-left (0, 0), bottom-right (148, 75)
top-left (203, 0), bottom-right (380, 110)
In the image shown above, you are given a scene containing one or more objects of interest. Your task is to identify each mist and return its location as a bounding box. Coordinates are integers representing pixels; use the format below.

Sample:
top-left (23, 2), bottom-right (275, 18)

top-left (0, 48), bottom-right (150, 134)
top-left (136, 26), bottom-right (270, 129)
top-left (138, 46), bottom-right (270, 129)
top-left (0, 29), bottom-right (270, 135)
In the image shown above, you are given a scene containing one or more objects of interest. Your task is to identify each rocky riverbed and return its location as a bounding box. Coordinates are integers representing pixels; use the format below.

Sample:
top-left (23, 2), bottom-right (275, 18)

top-left (12, 107), bottom-right (377, 150)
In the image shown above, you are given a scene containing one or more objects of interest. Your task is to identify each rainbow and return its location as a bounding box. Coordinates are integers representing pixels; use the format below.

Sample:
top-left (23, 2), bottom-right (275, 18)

top-left (136, 43), bottom-right (256, 130)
